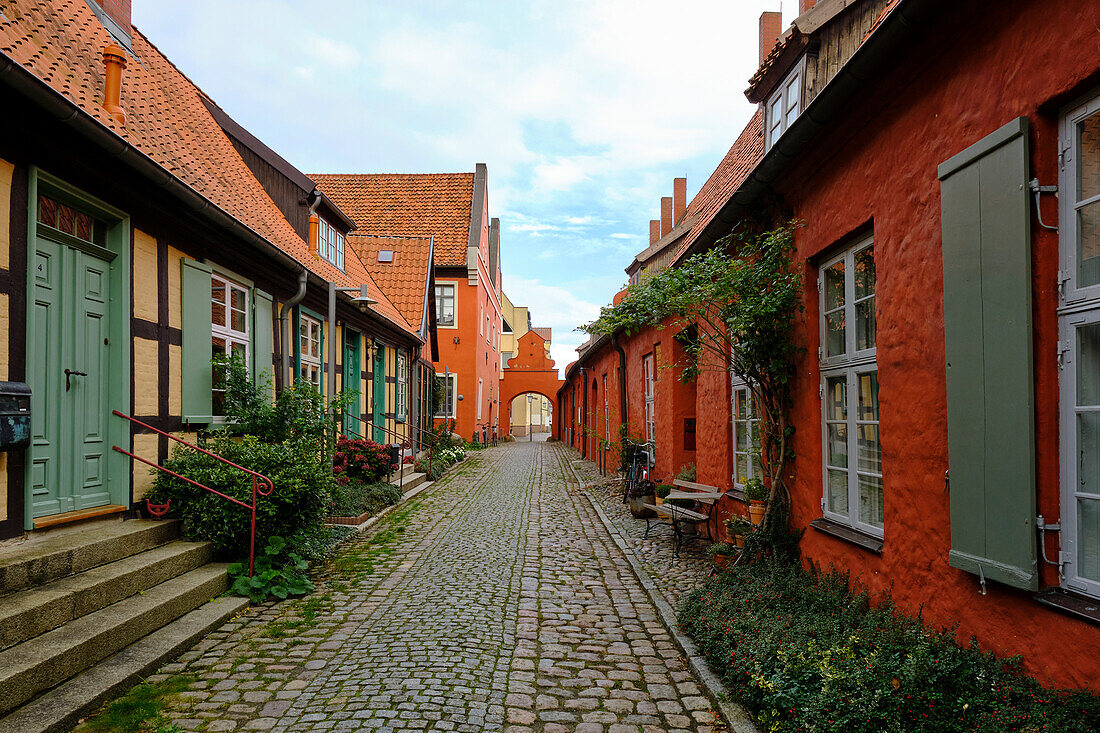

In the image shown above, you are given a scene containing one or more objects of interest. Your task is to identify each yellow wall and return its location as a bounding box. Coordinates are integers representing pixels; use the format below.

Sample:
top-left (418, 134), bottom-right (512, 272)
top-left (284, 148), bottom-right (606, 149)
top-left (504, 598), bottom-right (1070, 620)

top-left (133, 230), bottom-right (158, 321)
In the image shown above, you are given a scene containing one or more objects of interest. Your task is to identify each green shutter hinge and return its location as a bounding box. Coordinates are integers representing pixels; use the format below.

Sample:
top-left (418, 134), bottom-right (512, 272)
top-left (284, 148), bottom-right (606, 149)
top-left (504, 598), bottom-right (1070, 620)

top-left (1029, 179), bottom-right (1058, 232)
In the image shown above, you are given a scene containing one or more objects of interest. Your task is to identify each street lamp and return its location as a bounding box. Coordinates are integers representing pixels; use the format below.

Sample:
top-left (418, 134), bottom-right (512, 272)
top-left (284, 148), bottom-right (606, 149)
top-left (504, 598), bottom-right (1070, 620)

top-left (527, 393), bottom-right (534, 441)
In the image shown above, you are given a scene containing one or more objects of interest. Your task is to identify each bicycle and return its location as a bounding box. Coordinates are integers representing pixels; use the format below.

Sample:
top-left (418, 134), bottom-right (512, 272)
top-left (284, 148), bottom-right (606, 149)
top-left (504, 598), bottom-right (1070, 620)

top-left (620, 438), bottom-right (653, 504)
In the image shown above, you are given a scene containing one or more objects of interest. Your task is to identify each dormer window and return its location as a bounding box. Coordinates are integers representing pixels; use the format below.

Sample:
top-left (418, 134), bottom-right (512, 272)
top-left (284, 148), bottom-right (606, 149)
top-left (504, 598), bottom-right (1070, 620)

top-left (316, 217), bottom-right (345, 271)
top-left (765, 61), bottom-right (804, 150)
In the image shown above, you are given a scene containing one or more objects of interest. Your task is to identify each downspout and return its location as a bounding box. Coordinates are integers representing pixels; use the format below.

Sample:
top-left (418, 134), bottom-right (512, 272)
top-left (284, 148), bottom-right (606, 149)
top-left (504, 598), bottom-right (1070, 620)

top-left (612, 331), bottom-right (628, 465)
top-left (276, 191), bottom-right (320, 392)
top-left (580, 367), bottom-right (588, 459)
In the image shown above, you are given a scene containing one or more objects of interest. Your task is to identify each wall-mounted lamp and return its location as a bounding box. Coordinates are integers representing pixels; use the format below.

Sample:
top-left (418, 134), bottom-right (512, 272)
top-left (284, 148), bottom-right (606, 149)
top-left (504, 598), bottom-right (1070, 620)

top-left (335, 284), bottom-right (378, 306)
top-left (453, 336), bottom-right (460, 345)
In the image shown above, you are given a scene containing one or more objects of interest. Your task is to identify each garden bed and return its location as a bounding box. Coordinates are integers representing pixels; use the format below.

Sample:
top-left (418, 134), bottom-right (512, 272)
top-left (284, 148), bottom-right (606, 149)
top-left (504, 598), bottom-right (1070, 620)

top-left (325, 481), bottom-right (403, 525)
top-left (679, 559), bottom-right (1100, 732)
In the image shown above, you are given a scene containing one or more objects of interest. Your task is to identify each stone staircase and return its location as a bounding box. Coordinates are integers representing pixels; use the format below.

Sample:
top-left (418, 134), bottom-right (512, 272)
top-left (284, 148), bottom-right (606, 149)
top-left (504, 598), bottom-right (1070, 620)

top-left (393, 463), bottom-right (428, 495)
top-left (0, 517), bottom-right (249, 733)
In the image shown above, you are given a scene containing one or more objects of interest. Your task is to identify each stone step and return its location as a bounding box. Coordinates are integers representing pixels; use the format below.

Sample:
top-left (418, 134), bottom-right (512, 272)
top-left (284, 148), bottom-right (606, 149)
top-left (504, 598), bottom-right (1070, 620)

top-left (398, 471), bottom-right (427, 493)
top-left (0, 540), bottom-right (214, 651)
top-left (0, 594), bottom-right (249, 733)
top-left (0, 519), bottom-right (179, 596)
top-left (0, 562), bottom-right (231, 716)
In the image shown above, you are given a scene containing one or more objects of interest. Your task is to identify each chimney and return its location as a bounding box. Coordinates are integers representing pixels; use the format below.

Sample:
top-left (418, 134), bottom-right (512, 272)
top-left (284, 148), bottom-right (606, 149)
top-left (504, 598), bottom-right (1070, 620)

top-left (759, 11), bottom-right (782, 66)
top-left (673, 178), bottom-right (686, 225)
top-left (101, 44), bottom-right (127, 125)
top-left (799, 0), bottom-right (818, 14)
top-left (94, 0), bottom-right (132, 46)
top-left (308, 213), bottom-right (319, 258)
top-left (649, 220), bottom-right (661, 244)
top-left (660, 197), bottom-right (673, 237)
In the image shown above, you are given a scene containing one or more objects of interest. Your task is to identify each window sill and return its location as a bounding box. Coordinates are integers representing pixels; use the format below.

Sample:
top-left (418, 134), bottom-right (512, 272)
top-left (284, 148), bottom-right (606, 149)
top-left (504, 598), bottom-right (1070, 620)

top-left (1034, 588), bottom-right (1100, 627)
top-left (809, 518), bottom-right (884, 554)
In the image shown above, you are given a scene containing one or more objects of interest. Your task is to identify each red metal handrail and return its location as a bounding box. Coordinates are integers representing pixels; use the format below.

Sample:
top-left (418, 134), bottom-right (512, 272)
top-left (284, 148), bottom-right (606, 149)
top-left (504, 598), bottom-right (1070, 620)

top-left (111, 411), bottom-right (275, 576)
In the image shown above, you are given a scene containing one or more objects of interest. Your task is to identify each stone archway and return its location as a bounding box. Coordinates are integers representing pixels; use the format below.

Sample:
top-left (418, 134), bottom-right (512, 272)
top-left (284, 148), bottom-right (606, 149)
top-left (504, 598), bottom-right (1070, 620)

top-left (500, 331), bottom-right (564, 437)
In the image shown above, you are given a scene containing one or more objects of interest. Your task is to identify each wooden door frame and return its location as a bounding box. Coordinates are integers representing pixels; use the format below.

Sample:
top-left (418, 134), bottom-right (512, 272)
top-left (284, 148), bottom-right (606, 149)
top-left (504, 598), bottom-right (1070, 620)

top-left (24, 168), bottom-right (132, 528)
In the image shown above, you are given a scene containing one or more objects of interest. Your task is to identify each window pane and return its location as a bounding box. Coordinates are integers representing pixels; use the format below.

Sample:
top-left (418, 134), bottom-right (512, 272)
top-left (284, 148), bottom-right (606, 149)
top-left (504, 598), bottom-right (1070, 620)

top-left (825, 376), bottom-right (847, 421)
top-left (827, 469), bottom-right (849, 515)
top-left (230, 287), bottom-right (246, 313)
top-left (735, 389), bottom-right (749, 419)
top-left (1078, 323), bottom-right (1100, 407)
top-left (859, 474), bottom-right (884, 528)
top-left (825, 261), bottom-right (845, 310)
top-left (854, 246), bottom-right (875, 299)
top-left (857, 424), bottom-right (881, 473)
top-left (736, 453), bottom-right (748, 484)
top-left (856, 299), bottom-right (876, 351)
top-left (858, 371), bottom-right (879, 420)
top-left (1077, 497), bottom-right (1100, 582)
top-left (1079, 112), bottom-right (1100, 202)
top-left (57, 203), bottom-right (75, 235)
top-left (37, 194), bottom-right (57, 227)
top-left (231, 308), bottom-right (246, 334)
top-left (827, 423), bottom-right (848, 468)
top-left (75, 212), bottom-right (92, 242)
top-left (735, 420), bottom-right (748, 451)
top-left (1078, 411), bottom-right (1100, 497)
top-left (211, 280), bottom-right (226, 327)
top-left (1079, 199), bottom-right (1100, 288)
top-left (826, 313), bottom-right (846, 357)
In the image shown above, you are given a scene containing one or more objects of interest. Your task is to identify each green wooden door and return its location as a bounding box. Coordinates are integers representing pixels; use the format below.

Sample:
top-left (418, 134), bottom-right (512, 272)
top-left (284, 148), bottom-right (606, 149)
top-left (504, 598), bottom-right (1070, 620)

top-left (30, 237), bottom-right (113, 518)
top-left (373, 346), bottom-right (386, 443)
top-left (343, 329), bottom-right (360, 438)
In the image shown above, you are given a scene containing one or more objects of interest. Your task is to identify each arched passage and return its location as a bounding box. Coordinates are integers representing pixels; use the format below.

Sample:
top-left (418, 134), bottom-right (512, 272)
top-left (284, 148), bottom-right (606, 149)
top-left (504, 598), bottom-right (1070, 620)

top-left (500, 331), bottom-right (564, 434)
top-left (507, 390), bottom-right (555, 437)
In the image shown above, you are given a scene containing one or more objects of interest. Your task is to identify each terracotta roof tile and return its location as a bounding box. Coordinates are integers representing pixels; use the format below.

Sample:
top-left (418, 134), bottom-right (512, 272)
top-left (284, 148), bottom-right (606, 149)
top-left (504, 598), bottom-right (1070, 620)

top-left (312, 173), bottom-right (474, 267)
top-left (0, 0), bottom-right (414, 335)
top-left (347, 235), bottom-right (433, 333)
top-left (672, 109), bottom-right (765, 262)
top-left (532, 327), bottom-right (551, 342)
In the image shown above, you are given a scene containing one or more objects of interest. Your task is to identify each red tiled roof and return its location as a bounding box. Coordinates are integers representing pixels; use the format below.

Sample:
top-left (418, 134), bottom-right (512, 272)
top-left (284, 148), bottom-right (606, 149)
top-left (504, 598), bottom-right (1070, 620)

top-left (347, 235), bottom-right (433, 333)
top-left (532, 327), bottom-right (551, 342)
top-left (672, 109), bottom-right (765, 262)
top-left (0, 0), bottom-right (415, 335)
top-left (312, 173), bottom-right (474, 267)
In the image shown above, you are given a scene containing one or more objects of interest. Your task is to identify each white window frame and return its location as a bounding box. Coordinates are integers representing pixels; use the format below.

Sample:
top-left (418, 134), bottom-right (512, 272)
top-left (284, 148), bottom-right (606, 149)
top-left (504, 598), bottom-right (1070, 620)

top-left (480, 305), bottom-right (484, 335)
top-left (730, 375), bottom-right (762, 492)
top-left (1059, 91), bottom-right (1100, 598)
top-left (316, 217), bottom-right (345, 271)
top-left (643, 353), bottom-right (656, 446)
top-left (434, 373), bottom-right (457, 418)
top-left (396, 352), bottom-right (408, 422)
top-left (603, 375), bottom-right (610, 442)
top-left (211, 273), bottom-right (250, 417)
top-left (299, 314), bottom-right (323, 391)
top-left (435, 282), bottom-right (457, 329)
top-left (765, 58), bottom-right (804, 151)
top-left (818, 237), bottom-right (882, 538)
top-left (476, 378), bottom-right (483, 420)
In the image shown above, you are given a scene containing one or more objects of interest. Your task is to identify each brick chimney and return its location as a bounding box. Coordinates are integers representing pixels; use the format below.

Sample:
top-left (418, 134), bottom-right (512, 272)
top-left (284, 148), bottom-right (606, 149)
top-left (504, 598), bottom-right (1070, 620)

top-left (649, 220), bottom-right (661, 245)
top-left (660, 197), bottom-right (673, 238)
top-left (94, 0), bottom-right (132, 45)
top-left (759, 11), bottom-right (782, 66)
top-left (673, 178), bottom-right (686, 225)
top-left (799, 0), bottom-right (818, 14)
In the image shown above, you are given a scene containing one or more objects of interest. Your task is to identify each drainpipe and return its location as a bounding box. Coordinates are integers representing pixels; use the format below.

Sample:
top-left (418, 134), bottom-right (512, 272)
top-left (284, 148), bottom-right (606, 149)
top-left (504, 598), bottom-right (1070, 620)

top-left (580, 366), bottom-right (588, 459)
top-left (277, 268), bottom-right (308, 392)
top-left (612, 331), bottom-right (628, 463)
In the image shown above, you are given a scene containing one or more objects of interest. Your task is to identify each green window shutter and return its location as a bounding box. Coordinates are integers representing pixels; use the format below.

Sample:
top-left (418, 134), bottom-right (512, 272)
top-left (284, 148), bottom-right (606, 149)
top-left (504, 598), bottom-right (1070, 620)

top-left (938, 116), bottom-right (1037, 590)
top-left (181, 258), bottom-right (213, 422)
top-left (252, 289), bottom-right (274, 389)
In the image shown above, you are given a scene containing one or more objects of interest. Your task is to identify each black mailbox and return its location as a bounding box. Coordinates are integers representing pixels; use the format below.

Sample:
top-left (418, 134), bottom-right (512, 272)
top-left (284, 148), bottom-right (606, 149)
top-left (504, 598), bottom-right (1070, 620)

top-left (0, 382), bottom-right (31, 450)
top-left (388, 444), bottom-right (401, 471)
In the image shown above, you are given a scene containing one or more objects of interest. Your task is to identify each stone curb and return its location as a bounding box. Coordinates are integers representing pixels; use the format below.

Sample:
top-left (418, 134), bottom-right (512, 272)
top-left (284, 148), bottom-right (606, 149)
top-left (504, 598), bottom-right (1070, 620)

top-left (559, 453), bottom-right (760, 733)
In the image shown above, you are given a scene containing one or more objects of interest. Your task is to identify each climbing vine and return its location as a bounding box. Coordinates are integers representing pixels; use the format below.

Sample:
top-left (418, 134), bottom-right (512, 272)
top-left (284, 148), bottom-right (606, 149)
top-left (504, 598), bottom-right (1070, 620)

top-left (584, 222), bottom-right (803, 545)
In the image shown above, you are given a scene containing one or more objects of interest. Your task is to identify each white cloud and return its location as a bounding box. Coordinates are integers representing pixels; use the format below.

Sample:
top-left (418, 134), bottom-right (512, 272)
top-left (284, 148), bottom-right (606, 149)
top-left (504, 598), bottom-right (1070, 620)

top-left (609, 233), bottom-right (636, 239)
top-left (303, 33), bottom-right (361, 70)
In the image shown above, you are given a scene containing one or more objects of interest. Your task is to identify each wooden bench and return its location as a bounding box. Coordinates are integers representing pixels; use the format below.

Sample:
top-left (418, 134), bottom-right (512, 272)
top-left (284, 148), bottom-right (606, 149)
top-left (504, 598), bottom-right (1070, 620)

top-left (642, 502), bottom-right (710, 557)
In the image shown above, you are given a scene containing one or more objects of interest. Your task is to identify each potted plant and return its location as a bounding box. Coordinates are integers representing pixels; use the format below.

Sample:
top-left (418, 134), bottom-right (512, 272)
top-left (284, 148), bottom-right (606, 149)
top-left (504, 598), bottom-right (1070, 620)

top-left (707, 542), bottom-right (737, 570)
top-left (744, 477), bottom-right (768, 526)
top-left (654, 483), bottom-right (674, 507)
top-left (625, 478), bottom-right (656, 518)
top-left (725, 516), bottom-right (752, 548)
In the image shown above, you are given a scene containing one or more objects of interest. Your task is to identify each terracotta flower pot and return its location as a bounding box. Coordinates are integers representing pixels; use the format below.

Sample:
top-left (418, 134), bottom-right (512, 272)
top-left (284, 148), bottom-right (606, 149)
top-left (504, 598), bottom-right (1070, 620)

top-left (734, 533), bottom-right (745, 549)
top-left (713, 553), bottom-right (731, 570)
top-left (749, 500), bottom-right (766, 526)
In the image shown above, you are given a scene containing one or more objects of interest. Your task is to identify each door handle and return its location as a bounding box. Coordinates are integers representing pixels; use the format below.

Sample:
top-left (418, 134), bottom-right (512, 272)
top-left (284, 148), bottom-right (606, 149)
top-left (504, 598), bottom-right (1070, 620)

top-left (64, 368), bottom-right (88, 391)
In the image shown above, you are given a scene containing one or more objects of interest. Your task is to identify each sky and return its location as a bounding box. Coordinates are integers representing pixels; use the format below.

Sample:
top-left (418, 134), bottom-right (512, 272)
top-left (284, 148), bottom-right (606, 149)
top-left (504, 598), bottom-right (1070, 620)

top-left (133, 1), bottom-right (786, 374)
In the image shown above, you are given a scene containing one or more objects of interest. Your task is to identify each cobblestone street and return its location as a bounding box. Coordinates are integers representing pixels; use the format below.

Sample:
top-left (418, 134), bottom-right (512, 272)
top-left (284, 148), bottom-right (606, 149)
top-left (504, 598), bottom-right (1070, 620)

top-left (137, 441), bottom-right (724, 733)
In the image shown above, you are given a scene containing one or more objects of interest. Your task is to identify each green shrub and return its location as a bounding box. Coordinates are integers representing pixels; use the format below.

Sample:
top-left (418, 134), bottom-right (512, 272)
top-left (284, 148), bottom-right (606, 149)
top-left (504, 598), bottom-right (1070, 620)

top-left (676, 462), bottom-right (697, 482)
top-left (678, 559), bottom-right (1100, 732)
top-left (329, 481), bottom-right (402, 517)
top-left (148, 435), bottom-right (333, 559)
top-left (655, 484), bottom-right (674, 499)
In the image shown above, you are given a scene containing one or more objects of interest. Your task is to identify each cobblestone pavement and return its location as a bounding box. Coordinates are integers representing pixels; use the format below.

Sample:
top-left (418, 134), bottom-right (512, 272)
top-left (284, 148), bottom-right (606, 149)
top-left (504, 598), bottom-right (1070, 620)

top-left (565, 452), bottom-right (711, 609)
top-left (118, 441), bottom-right (725, 732)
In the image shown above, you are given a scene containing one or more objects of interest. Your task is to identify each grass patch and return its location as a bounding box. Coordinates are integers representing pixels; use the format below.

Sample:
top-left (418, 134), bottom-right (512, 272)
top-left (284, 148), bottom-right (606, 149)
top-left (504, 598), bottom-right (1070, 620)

top-left (74, 675), bottom-right (193, 733)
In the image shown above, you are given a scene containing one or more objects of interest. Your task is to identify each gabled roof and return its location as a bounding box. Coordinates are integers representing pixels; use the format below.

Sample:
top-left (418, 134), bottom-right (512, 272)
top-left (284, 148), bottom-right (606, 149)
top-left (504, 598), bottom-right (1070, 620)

top-left (532, 327), bottom-right (552, 343)
top-left (347, 235), bottom-right (434, 334)
top-left (312, 173), bottom-right (475, 267)
top-left (0, 0), bottom-right (414, 336)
